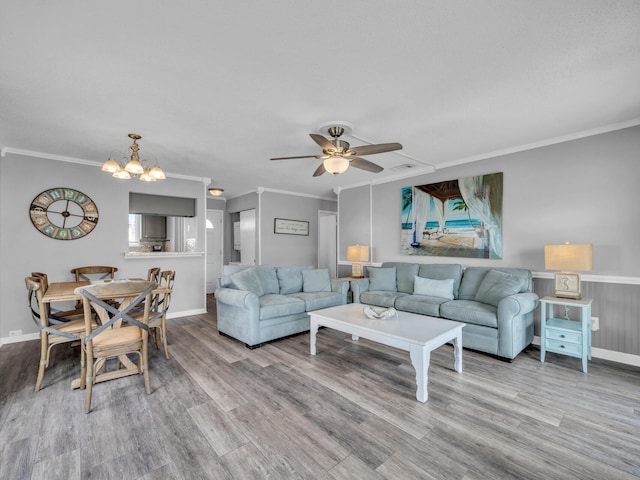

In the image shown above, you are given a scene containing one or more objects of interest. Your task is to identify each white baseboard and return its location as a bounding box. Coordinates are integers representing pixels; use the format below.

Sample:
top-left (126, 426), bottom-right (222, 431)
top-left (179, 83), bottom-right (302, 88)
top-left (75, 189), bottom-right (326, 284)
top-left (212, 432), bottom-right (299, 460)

top-left (1, 308), bottom-right (209, 346)
top-left (1, 332), bottom-right (39, 345)
top-left (532, 336), bottom-right (640, 367)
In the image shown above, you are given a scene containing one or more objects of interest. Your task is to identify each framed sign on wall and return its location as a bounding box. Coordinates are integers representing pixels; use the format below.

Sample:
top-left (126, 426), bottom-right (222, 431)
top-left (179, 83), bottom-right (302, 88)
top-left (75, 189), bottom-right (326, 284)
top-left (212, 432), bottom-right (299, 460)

top-left (274, 218), bottom-right (309, 236)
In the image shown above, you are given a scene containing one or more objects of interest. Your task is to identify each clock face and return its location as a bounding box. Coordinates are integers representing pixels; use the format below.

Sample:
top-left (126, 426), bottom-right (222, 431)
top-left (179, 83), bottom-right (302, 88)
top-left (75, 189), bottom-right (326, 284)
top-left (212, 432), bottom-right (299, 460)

top-left (29, 188), bottom-right (99, 240)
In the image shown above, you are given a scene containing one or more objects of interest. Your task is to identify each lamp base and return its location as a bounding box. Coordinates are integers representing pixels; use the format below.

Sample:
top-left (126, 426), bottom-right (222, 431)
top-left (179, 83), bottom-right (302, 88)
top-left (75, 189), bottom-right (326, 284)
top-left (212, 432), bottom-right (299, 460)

top-left (351, 262), bottom-right (364, 278)
top-left (553, 272), bottom-right (582, 300)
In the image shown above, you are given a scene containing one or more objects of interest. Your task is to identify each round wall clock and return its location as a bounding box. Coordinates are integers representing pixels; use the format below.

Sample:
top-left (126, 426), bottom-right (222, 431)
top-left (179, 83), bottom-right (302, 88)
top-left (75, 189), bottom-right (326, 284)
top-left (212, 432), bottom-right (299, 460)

top-left (29, 188), bottom-right (99, 240)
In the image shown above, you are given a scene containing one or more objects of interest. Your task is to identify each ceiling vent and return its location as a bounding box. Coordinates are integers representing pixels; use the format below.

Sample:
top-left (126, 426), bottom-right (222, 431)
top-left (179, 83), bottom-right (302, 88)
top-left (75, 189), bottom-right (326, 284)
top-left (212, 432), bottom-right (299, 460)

top-left (391, 163), bottom-right (417, 171)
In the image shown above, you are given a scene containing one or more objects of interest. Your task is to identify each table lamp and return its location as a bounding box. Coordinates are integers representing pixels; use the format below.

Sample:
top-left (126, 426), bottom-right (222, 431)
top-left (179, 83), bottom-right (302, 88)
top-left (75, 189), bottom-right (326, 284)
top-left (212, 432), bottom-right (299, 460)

top-left (544, 243), bottom-right (593, 299)
top-left (347, 245), bottom-right (369, 278)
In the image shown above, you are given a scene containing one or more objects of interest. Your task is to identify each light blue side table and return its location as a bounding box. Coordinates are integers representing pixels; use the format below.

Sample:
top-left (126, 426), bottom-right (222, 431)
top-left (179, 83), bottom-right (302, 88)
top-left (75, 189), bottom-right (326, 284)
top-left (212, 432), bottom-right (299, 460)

top-left (540, 295), bottom-right (593, 373)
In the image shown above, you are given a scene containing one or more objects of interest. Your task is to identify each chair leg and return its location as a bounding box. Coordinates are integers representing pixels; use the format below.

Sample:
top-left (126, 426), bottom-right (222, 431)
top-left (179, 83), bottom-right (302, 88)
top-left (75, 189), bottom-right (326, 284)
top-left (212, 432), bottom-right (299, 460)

top-left (35, 333), bottom-right (48, 392)
top-left (142, 339), bottom-right (151, 395)
top-left (161, 319), bottom-right (169, 360)
top-left (84, 366), bottom-right (94, 413)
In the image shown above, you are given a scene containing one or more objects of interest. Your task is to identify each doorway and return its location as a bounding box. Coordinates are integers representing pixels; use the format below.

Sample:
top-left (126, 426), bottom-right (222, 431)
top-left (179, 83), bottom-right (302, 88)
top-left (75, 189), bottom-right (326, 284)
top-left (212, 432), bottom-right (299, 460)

top-left (206, 209), bottom-right (223, 294)
top-left (318, 211), bottom-right (337, 278)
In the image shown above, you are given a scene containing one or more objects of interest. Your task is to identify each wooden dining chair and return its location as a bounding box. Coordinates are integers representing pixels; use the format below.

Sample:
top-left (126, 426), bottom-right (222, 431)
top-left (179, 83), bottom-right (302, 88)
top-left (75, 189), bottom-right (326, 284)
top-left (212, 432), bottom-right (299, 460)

top-left (149, 270), bottom-right (175, 359)
top-left (70, 265), bottom-right (119, 282)
top-left (25, 276), bottom-right (97, 392)
top-left (75, 280), bottom-right (154, 413)
top-left (147, 267), bottom-right (161, 283)
top-left (70, 265), bottom-right (119, 309)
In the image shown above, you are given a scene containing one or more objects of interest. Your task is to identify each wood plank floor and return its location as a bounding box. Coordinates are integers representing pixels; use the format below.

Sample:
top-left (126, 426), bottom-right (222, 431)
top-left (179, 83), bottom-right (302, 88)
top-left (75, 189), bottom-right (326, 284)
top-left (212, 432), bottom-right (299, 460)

top-left (1, 295), bottom-right (639, 479)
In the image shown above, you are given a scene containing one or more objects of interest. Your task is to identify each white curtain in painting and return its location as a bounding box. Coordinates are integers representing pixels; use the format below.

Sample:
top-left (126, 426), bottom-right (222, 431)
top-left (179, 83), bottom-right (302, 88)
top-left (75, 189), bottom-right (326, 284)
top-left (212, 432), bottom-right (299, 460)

top-left (432, 197), bottom-right (445, 232)
top-left (413, 188), bottom-right (430, 243)
top-left (458, 175), bottom-right (502, 258)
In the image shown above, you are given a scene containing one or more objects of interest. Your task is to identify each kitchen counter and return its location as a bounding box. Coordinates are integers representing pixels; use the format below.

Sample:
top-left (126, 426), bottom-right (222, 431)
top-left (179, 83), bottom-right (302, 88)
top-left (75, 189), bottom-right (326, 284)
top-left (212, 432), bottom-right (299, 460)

top-left (124, 251), bottom-right (204, 259)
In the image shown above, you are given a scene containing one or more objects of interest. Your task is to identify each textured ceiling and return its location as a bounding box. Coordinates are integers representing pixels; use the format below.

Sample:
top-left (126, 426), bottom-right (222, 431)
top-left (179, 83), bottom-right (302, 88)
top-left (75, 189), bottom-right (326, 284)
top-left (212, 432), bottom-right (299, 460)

top-left (1, 1), bottom-right (639, 199)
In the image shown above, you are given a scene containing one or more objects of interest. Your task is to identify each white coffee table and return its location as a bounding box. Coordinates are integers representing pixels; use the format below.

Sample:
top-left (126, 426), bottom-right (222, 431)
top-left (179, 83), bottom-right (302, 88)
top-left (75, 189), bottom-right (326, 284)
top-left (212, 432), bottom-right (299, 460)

top-left (309, 303), bottom-right (465, 402)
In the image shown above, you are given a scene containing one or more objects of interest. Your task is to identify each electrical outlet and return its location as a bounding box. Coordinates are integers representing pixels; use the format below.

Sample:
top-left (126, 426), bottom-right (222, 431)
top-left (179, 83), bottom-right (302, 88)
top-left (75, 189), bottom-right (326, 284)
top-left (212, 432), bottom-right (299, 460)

top-left (591, 317), bottom-right (599, 332)
top-left (9, 330), bottom-right (22, 337)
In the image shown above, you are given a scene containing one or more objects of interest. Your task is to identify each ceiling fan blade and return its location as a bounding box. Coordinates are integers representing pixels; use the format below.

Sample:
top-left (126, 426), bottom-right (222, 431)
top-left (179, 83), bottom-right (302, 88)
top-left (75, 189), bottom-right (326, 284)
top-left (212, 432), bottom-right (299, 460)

top-left (270, 154), bottom-right (322, 160)
top-left (312, 163), bottom-right (326, 177)
top-left (349, 156), bottom-right (384, 173)
top-left (349, 142), bottom-right (402, 156)
top-left (309, 133), bottom-right (336, 152)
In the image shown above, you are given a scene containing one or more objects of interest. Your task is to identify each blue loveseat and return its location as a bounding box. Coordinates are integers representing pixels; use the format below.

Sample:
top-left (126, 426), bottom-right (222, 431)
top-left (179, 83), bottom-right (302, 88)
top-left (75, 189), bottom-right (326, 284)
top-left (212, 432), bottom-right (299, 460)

top-left (351, 262), bottom-right (538, 360)
top-left (215, 265), bottom-right (349, 348)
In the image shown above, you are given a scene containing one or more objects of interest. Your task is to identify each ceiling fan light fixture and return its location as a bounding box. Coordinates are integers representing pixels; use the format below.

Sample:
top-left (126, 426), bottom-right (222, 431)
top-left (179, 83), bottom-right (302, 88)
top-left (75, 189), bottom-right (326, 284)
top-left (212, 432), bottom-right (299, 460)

top-left (323, 155), bottom-right (350, 175)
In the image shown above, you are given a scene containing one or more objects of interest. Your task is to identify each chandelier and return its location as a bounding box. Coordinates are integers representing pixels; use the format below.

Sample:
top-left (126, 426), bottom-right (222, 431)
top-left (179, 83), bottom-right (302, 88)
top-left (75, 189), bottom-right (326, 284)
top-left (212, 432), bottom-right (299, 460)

top-left (101, 134), bottom-right (166, 182)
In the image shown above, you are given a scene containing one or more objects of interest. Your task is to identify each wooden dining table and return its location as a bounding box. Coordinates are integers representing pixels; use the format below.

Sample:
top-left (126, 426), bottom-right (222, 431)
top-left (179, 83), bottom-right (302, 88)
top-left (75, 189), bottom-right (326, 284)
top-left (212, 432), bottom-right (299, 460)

top-left (42, 279), bottom-right (170, 389)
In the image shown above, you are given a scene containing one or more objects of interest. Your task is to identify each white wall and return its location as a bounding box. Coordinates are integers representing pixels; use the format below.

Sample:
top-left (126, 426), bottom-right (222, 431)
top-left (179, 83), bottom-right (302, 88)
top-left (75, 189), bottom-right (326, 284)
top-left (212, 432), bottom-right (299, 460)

top-left (0, 153), bottom-right (208, 340)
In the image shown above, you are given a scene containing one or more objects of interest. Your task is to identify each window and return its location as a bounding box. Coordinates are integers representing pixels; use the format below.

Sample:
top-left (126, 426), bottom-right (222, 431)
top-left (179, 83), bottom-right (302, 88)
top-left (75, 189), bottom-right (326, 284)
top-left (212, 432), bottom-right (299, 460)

top-left (128, 214), bottom-right (141, 245)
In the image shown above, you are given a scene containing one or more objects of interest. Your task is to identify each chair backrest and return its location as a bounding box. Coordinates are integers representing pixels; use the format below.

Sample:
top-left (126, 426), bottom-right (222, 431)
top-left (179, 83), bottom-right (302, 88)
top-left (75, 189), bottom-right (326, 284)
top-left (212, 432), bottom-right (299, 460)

top-left (25, 276), bottom-right (46, 327)
top-left (75, 280), bottom-right (155, 336)
top-left (31, 272), bottom-right (49, 291)
top-left (147, 267), bottom-right (161, 283)
top-left (155, 271), bottom-right (175, 313)
top-left (70, 266), bottom-right (118, 282)
top-left (25, 276), bottom-right (78, 339)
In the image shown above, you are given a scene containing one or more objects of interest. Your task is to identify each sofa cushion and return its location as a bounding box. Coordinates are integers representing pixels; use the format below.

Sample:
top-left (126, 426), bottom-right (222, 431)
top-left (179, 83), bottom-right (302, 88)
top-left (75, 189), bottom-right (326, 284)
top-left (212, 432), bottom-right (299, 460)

top-left (302, 269), bottom-right (331, 293)
top-left (360, 290), bottom-right (407, 308)
top-left (289, 291), bottom-right (343, 311)
top-left (474, 269), bottom-right (525, 307)
top-left (276, 266), bottom-right (312, 294)
top-left (440, 300), bottom-right (498, 328)
top-left (381, 262), bottom-right (419, 293)
top-left (413, 276), bottom-right (455, 300)
top-left (395, 295), bottom-right (447, 316)
top-left (418, 264), bottom-right (464, 298)
top-left (254, 265), bottom-right (280, 295)
top-left (230, 268), bottom-right (264, 296)
top-left (259, 294), bottom-right (306, 320)
top-left (459, 267), bottom-right (532, 300)
top-left (368, 267), bottom-right (397, 292)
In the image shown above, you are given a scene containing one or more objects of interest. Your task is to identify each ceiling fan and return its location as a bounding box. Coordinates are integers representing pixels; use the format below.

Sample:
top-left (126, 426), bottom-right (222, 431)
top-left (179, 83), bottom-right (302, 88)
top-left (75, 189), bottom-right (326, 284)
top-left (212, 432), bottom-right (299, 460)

top-left (270, 124), bottom-right (402, 176)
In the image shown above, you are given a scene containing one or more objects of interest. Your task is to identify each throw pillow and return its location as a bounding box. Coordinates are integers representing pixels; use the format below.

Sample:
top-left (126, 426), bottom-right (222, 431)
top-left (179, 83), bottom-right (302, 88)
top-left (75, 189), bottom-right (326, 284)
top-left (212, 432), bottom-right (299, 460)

top-left (368, 267), bottom-right (397, 292)
top-left (229, 268), bottom-right (264, 296)
top-left (302, 269), bottom-right (332, 293)
top-left (277, 266), bottom-right (305, 294)
top-left (413, 276), bottom-right (455, 300)
top-left (474, 269), bottom-right (524, 307)
top-left (254, 265), bottom-right (279, 295)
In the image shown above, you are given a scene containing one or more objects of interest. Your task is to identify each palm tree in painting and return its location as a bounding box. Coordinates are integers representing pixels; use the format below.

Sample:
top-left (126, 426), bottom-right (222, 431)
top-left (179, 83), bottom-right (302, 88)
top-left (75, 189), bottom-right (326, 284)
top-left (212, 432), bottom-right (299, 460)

top-left (451, 198), bottom-right (473, 228)
top-left (402, 187), bottom-right (412, 228)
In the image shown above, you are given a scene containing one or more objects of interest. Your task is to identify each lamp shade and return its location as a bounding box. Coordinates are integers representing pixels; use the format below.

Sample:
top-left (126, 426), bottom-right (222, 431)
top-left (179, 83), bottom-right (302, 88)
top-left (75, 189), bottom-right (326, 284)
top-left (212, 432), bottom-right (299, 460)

top-left (347, 245), bottom-right (369, 262)
top-left (544, 243), bottom-right (593, 271)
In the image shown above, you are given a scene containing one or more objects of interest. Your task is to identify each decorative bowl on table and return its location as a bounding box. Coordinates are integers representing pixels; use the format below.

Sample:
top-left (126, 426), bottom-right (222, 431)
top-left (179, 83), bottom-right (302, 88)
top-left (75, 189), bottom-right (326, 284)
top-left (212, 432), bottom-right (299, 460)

top-left (363, 306), bottom-right (397, 320)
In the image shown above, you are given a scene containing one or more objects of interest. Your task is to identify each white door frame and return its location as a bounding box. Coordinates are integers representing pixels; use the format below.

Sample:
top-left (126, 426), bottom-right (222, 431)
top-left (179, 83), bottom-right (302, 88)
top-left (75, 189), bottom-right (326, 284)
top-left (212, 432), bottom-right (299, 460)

top-left (206, 209), bottom-right (224, 294)
top-left (318, 210), bottom-right (338, 278)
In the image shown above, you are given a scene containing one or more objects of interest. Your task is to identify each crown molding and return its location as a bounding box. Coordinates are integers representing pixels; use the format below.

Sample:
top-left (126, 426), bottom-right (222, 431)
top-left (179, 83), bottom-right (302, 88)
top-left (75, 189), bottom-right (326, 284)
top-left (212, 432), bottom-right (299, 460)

top-left (0, 146), bottom-right (207, 183)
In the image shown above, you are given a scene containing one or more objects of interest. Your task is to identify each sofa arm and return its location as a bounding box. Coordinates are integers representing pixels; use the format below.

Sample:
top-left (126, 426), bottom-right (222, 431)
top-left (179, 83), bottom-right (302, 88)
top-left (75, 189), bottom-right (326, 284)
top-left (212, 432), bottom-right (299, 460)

top-left (331, 279), bottom-right (350, 304)
top-left (350, 278), bottom-right (370, 304)
top-left (497, 292), bottom-right (538, 321)
top-left (215, 287), bottom-right (262, 345)
top-left (496, 292), bottom-right (539, 358)
top-left (215, 287), bottom-right (260, 310)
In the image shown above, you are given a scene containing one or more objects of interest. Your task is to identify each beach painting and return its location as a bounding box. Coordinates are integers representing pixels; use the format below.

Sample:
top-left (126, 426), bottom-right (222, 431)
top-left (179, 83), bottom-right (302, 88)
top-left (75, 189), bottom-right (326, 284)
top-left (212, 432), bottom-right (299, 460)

top-left (401, 172), bottom-right (503, 259)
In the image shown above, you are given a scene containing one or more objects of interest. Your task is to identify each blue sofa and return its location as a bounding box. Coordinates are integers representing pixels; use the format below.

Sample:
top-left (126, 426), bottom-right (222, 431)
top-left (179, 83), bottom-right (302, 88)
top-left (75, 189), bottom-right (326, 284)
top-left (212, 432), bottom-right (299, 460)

top-left (351, 262), bottom-right (538, 360)
top-left (215, 265), bottom-right (349, 348)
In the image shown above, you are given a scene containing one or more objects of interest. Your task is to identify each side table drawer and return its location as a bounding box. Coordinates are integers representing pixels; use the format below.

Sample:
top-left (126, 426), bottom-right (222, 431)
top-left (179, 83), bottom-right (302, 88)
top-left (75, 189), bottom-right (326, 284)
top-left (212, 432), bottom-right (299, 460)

top-left (546, 339), bottom-right (582, 356)
top-left (546, 328), bottom-right (582, 344)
